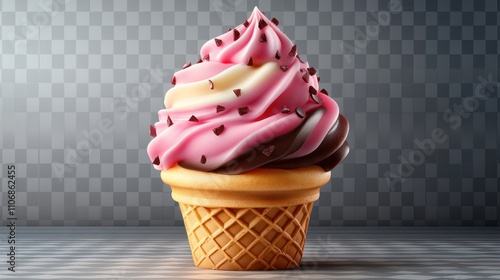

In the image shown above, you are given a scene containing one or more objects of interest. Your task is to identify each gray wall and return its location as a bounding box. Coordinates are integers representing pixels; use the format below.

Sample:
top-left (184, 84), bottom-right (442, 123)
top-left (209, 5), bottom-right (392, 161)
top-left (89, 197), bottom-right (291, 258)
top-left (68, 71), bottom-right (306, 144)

top-left (0, 0), bottom-right (498, 226)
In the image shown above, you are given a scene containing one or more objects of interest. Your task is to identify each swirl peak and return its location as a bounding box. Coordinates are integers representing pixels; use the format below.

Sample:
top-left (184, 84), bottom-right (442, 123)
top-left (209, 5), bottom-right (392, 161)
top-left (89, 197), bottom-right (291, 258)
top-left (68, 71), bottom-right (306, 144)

top-left (200, 7), bottom-right (296, 67)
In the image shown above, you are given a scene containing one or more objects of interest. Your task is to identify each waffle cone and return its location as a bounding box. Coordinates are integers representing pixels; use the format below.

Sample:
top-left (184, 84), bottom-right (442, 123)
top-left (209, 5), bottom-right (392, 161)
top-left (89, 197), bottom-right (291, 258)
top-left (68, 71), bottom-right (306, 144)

top-left (161, 165), bottom-right (330, 270)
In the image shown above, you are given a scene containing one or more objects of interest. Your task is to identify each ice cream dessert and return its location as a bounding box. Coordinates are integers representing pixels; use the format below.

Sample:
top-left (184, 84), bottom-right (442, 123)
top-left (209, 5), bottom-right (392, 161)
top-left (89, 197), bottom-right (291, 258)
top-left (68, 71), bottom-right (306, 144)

top-left (148, 7), bottom-right (349, 270)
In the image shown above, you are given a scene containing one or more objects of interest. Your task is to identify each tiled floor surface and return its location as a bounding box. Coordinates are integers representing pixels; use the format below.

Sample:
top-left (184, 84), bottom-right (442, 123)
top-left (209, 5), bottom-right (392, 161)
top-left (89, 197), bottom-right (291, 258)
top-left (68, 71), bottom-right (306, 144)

top-left (0, 227), bottom-right (499, 279)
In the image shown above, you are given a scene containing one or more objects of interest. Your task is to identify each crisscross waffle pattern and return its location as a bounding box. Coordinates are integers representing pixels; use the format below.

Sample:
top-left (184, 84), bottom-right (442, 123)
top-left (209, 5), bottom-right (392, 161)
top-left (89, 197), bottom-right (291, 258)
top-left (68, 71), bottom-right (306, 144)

top-left (179, 202), bottom-right (313, 270)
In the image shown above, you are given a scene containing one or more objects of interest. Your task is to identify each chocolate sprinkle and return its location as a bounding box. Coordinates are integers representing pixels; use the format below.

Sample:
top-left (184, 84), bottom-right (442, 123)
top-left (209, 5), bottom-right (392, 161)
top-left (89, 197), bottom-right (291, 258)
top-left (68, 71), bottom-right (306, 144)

top-left (214, 38), bottom-right (222, 47)
top-left (297, 54), bottom-right (304, 63)
top-left (171, 76), bottom-right (176, 85)
top-left (302, 72), bottom-right (310, 83)
top-left (275, 50), bottom-right (281, 60)
top-left (289, 44), bottom-right (297, 57)
top-left (200, 155), bottom-right (207, 164)
top-left (307, 67), bottom-right (317, 76)
top-left (213, 124), bottom-right (225, 136)
top-left (262, 145), bottom-right (276, 157)
top-left (310, 93), bottom-right (323, 104)
top-left (152, 156), bottom-right (160, 165)
top-left (258, 19), bottom-right (268, 29)
top-left (271, 17), bottom-right (279, 26)
top-left (216, 105), bottom-right (225, 113)
top-left (233, 89), bottom-right (242, 97)
top-left (238, 106), bottom-right (249, 115)
top-left (209, 79), bottom-right (214, 90)
top-left (295, 107), bottom-right (305, 118)
top-left (317, 76), bottom-right (321, 82)
top-left (197, 57), bottom-right (203, 63)
top-left (280, 65), bottom-right (288, 72)
top-left (182, 62), bottom-right (192, 69)
top-left (308, 86), bottom-right (317, 95)
top-left (149, 125), bottom-right (156, 137)
top-left (233, 29), bottom-right (240, 41)
top-left (167, 116), bottom-right (173, 127)
top-left (281, 105), bottom-right (291, 114)
top-left (243, 20), bottom-right (250, 27)
top-left (320, 88), bottom-right (329, 96)
top-left (227, 28), bottom-right (232, 32)
top-left (189, 115), bottom-right (199, 122)
top-left (203, 54), bottom-right (210, 61)
top-left (247, 57), bottom-right (253, 66)
top-left (259, 33), bottom-right (267, 42)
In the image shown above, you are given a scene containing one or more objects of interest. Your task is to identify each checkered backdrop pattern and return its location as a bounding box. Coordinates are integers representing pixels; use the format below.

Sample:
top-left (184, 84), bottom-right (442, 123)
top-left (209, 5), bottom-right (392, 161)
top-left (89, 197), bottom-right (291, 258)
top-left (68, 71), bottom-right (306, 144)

top-left (0, 0), bottom-right (499, 226)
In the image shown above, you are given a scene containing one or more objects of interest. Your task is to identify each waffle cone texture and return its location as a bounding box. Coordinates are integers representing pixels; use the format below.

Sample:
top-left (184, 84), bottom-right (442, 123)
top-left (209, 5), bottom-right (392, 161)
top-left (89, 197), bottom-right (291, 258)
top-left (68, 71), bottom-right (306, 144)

top-left (161, 165), bottom-right (331, 270)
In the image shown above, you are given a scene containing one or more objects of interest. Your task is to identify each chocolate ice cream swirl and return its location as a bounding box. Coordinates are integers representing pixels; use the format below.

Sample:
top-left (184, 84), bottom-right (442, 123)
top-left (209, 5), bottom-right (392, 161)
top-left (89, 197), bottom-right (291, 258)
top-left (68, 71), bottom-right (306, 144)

top-left (212, 109), bottom-right (349, 174)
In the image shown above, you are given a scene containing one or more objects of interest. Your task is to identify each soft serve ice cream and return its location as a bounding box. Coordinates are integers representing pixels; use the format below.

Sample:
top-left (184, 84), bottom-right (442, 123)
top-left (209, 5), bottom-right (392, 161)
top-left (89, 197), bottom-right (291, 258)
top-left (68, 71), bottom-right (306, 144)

top-left (148, 7), bottom-right (349, 174)
top-left (148, 7), bottom-right (351, 271)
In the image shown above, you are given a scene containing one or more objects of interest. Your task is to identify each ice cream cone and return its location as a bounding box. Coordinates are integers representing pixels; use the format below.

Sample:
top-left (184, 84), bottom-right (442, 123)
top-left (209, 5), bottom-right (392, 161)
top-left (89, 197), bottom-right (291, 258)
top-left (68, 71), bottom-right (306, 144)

top-left (161, 165), bottom-right (330, 270)
top-left (149, 6), bottom-right (349, 271)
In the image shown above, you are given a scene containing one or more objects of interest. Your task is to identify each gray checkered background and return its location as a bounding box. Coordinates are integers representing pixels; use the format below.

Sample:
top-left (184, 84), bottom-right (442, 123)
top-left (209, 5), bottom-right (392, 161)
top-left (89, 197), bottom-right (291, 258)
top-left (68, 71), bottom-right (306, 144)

top-left (0, 0), bottom-right (499, 226)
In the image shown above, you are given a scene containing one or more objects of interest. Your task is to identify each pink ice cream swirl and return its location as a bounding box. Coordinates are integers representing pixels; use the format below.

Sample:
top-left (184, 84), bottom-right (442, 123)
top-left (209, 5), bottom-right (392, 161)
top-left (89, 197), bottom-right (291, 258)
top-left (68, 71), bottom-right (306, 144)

top-left (147, 7), bottom-right (349, 174)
